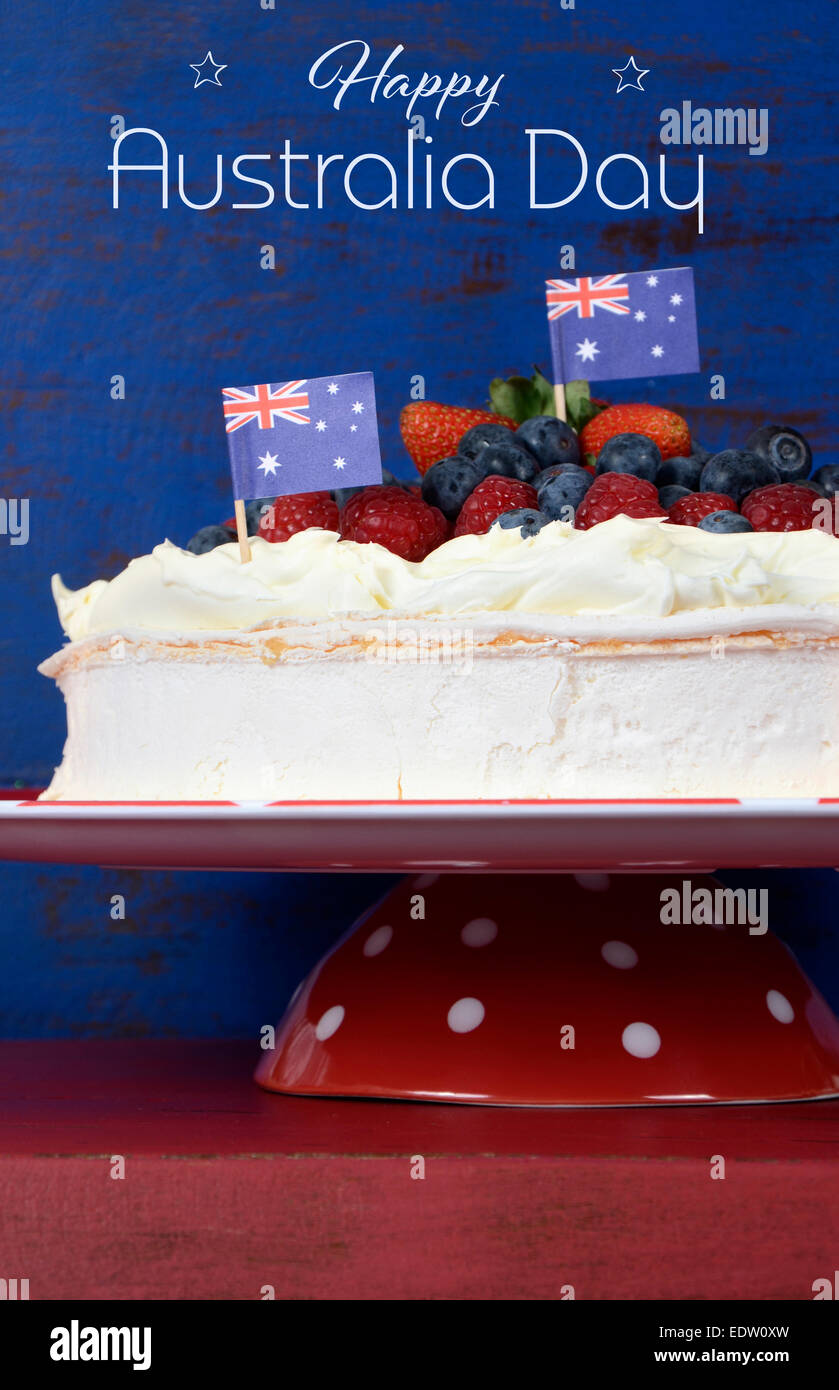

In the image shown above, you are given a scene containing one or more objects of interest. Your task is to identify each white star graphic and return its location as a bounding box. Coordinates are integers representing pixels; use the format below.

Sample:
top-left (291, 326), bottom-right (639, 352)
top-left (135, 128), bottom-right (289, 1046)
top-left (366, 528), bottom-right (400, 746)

top-left (670, 292), bottom-right (683, 305)
top-left (575, 338), bottom-right (599, 363)
top-left (350, 424), bottom-right (358, 432)
top-left (612, 55), bottom-right (649, 93)
top-left (634, 310), bottom-right (647, 322)
top-left (646, 275), bottom-right (659, 287)
top-left (668, 314), bottom-right (676, 322)
top-left (327, 383), bottom-right (339, 395)
top-left (190, 51), bottom-right (227, 89)
top-left (257, 451), bottom-right (280, 477)
top-left (315, 420), bottom-right (326, 432)
top-left (333, 457), bottom-right (347, 470)
top-left (651, 345), bottom-right (664, 358)
top-left (351, 401), bottom-right (364, 414)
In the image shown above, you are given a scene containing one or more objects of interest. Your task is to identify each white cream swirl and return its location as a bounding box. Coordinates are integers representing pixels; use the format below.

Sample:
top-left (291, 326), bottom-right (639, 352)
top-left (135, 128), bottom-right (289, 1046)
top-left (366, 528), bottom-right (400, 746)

top-left (52, 515), bottom-right (839, 642)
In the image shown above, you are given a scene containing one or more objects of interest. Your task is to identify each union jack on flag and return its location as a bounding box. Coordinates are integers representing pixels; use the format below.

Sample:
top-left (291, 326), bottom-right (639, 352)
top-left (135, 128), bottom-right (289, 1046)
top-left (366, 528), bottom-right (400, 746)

top-left (546, 274), bottom-right (630, 320)
top-left (221, 371), bottom-right (383, 501)
top-left (222, 379), bottom-right (310, 433)
top-left (545, 267), bottom-right (700, 384)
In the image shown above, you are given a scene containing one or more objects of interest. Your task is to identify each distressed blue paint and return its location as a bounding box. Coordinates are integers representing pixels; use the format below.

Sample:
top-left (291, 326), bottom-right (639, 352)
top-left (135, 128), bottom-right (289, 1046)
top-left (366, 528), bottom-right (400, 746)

top-left (0, 0), bottom-right (836, 1035)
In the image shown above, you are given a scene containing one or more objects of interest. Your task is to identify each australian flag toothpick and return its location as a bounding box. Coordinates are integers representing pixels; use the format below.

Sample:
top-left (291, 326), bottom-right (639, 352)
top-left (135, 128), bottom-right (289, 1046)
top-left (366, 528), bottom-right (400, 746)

top-left (221, 371), bottom-right (383, 560)
top-left (546, 268), bottom-right (700, 387)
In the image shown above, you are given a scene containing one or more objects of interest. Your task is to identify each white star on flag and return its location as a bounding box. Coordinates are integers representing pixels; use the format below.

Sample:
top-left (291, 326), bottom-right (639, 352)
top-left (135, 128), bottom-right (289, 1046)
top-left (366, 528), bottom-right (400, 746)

top-left (575, 337), bottom-right (599, 362)
top-left (327, 383), bottom-right (339, 395)
top-left (634, 310), bottom-right (646, 322)
top-left (646, 275), bottom-right (658, 287)
top-left (651, 345), bottom-right (664, 358)
top-left (315, 420), bottom-right (326, 431)
top-left (670, 293), bottom-right (683, 305)
top-left (257, 451), bottom-right (280, 476)
top-left (334, 457), bottom-right (347, 470)
top-left (352, 401), bottom-right (364, 414)
top-left (350, 424), bottom-right (358, 432)
top-left (668, 315), bottom-right (676, 322)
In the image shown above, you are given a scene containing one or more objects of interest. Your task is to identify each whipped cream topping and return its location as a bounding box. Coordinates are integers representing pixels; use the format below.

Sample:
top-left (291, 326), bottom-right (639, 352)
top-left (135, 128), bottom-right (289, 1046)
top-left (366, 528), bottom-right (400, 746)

top-left (52, 515), bottom-right (839, 641)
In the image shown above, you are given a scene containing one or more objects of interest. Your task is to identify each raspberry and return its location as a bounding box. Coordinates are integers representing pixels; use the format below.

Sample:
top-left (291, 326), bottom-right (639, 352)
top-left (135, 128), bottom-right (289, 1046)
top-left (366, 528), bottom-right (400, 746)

top-left (741, 483), bottom-right (819, 533)
top-left (258, 491), bottom-right (338, 543)
top-left (668, 492), bottom-right (738, 527)
top-left (453, 476), bottom-right (538, 536)
top-left (574, 473), bottom-right (666, 530)
top-left (340, 485), bottom-right (448, 561)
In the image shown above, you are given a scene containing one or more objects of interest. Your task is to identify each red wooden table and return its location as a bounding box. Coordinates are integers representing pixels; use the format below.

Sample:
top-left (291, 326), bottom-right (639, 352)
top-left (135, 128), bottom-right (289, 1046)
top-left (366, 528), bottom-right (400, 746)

top-left (0, 1039), bottom-right (836, 1301)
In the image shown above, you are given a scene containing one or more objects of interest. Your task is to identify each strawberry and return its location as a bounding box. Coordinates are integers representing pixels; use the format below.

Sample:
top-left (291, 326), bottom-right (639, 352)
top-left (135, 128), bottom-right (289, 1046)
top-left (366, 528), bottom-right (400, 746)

top-left (580, 404), bottom-right (691, 462)
top-left (400, 402), bottom-right (516, 476)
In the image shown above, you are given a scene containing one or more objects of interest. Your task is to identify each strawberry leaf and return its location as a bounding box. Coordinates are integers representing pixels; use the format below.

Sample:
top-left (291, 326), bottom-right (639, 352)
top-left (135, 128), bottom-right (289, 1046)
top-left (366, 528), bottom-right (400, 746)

top-left (563, 380), bottom-right (608, 435)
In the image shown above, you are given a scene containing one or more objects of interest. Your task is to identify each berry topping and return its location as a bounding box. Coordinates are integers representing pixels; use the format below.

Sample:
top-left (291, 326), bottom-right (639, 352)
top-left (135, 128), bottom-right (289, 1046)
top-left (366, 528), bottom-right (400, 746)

top-left (458, 420), bottom-right (520, 461)
top-left (580, 403), bottom-right (691, 462)
top-left (258, 491), bottom-right (339, 543)
top-left (186, 524), bottom-right (236, 555)
top-left (537, 464), bottom-right (593, 519)
top-left (400, 402), bottom-right (516, 476)
top-left (745, 424), bottom-right (812, 483)
top-left (595, 431), bottom-right (662, 481)
top-left (699, 449), bottom-right (779, 504)
top-left (478, 438), bottom-right (542, 484)
top-left (741, 483), bottom-right (819, 533)
top-left (656, 455), bottom-right (704, 491)
top-left (340, 485), bottom-right (448, 560)
top-left (697, 511), bottom-right (754, 534)
top-left (812, 465), bottom-right (839, 499)
top-left (667, 492), bottom-right (738, 527)
top-left (492, 508), bottom-right (549, 538)
top-left (515, 415), bottom-right (581, 469)
top-left (454, 476), bottom-right (538, 536)
top-left (657, 484), bottom-right (692, 510)
top-left (574, 473), bottom-right (667, 530)
top-left (421, 455), bottom-right (483, 521)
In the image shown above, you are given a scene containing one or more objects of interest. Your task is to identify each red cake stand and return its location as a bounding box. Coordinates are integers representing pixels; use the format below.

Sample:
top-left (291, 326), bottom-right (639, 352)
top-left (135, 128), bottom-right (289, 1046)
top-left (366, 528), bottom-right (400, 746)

top-left (255, 872), bottom-right (839, 1107)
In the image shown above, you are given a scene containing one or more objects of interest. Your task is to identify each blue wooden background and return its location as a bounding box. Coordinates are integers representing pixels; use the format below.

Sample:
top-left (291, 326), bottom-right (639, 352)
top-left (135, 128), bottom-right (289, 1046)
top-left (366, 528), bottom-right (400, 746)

top-left (1, 0), bottom-right (836, 1037)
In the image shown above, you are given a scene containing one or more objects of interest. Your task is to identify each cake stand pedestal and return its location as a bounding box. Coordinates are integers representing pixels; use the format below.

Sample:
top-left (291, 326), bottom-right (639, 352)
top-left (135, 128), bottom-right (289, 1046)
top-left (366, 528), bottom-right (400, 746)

top-left (255, 872), bottom-right (839, 1108)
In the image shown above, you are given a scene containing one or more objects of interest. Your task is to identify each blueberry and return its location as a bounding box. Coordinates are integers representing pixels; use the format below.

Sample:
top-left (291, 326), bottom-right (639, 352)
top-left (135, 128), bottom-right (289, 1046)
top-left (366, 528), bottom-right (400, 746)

top-left (657, 455), bottom-right (703, 491)
top-left (745, 424), bottom-right (812, 483)
top-left (492, 508), bottom-right (549, 538)
top-left (515, 415), bottom-right (580, 469)
top-left (479, 439), bottom-right (543, 484)
top-left (697, 511), bottom-right (754, 534)
top-left (658, 484), bottom-right (692, 510)
top-left (458, 422), bottom-right (518, 460)
top-left (245, 497), bottom-right (275, 535)
top-left (537, 465), bottom-right (593, 519)
top-left (689, 441), bottom-right (712, 465)
top-left (421, 455), bottom-right (482, 521)
top-left (595, 432), bottom-right (662, 482)
top-left (700, 450), bottom-right (779, 505)
top-left (800, 477), bottom-right (828, 498)
top-left (186, 524), bottom-right (236, 554)
top-left (812, 465), bottom-right (839, 499)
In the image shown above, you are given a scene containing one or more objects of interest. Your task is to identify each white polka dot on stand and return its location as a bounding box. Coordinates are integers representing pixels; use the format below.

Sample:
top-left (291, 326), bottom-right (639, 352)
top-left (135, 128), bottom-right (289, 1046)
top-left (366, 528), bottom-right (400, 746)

top-left (766, 989), bottom-right (795, 1024)
top-left (621, 1022), bottom-right (661, 1058)
top-left (413, 873), bottom-right (440, 890)
top-left (363, 925), bottom-right (393, 957)
top-left (461, 917), bottom-right (498, 948)
top-left (315, 1005), bottom-right (345, 1041)
top-left (447, 997), bottom-right (485, 1034)
top-left (601, 940), bottom-right (638, 970)
top-left (574, 873), bottom-right (610, 892)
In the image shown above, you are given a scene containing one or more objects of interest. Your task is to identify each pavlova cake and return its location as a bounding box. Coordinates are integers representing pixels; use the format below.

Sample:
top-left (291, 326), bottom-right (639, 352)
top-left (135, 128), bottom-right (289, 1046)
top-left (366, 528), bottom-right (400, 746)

top-left (39, 387), bottom-right (839, 801)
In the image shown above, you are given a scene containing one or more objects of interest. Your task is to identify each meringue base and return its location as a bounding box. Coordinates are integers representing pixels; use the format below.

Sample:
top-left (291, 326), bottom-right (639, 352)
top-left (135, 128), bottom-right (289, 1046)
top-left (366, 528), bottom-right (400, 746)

top-left (39, 617), bottom-right (839, 800)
